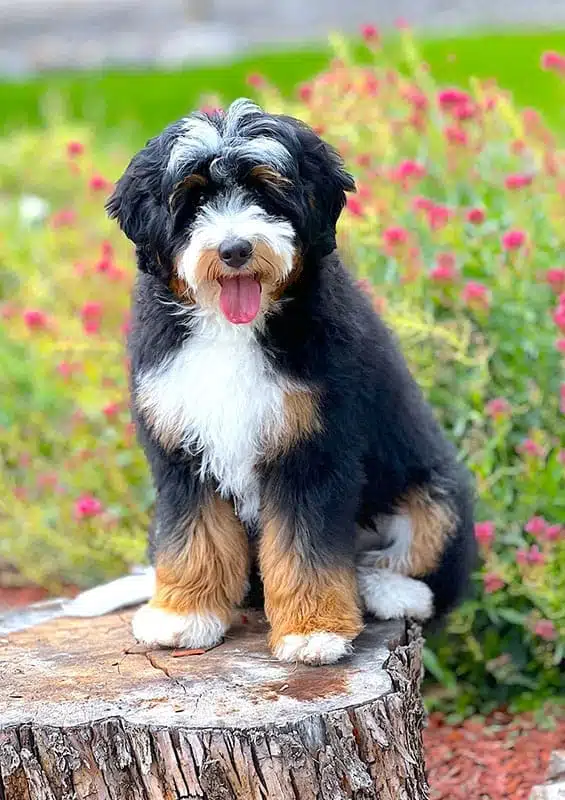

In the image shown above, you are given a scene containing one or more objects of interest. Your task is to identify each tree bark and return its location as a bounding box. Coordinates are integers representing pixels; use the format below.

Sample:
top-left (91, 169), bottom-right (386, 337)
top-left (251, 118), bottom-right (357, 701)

top-left (0, 609), bottom-right (429, 799)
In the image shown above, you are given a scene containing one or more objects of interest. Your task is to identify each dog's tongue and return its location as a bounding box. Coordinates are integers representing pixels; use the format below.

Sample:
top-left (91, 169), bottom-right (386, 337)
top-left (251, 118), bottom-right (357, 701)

top-left (219, 276), bottom-right (261, 324)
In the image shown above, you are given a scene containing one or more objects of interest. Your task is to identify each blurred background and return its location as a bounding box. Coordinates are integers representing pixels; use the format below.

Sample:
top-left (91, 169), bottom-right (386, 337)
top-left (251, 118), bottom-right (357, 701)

top-left (1, 3), bottom-right (565, 797)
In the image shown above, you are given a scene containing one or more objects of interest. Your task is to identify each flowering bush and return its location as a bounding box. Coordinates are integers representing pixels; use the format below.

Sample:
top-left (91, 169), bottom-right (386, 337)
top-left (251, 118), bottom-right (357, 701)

top-left (1, 28), bottom-right (564, 713)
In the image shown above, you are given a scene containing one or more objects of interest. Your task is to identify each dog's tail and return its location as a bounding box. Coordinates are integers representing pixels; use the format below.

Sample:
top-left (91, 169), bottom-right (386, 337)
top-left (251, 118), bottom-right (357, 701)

top-left (63, 566), bottom-right (155, 618)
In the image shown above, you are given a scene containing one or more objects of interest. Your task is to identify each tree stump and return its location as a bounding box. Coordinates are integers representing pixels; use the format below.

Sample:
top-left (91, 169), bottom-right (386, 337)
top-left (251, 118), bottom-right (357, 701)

top-left (0, 609), bottom-right (429, 799)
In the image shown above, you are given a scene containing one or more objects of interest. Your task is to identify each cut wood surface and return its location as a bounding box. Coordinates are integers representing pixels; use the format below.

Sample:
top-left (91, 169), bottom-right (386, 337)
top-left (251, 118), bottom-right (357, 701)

top-left (0, 609), bottom-right (430, 799)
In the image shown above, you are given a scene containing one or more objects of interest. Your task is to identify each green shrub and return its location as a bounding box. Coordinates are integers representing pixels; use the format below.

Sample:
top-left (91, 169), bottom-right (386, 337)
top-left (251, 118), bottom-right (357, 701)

top-left (1, 30), bottom-right (563, 714)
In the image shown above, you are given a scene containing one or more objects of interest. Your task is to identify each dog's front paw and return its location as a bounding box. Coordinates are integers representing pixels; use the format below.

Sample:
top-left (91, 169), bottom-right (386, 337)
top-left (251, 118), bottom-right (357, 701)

top-left (273, 631), bottom-right (353, 665)
top-left (357, 568), bottom-right (434, 621)
top-left (132, 605), bottom-right (226, 649)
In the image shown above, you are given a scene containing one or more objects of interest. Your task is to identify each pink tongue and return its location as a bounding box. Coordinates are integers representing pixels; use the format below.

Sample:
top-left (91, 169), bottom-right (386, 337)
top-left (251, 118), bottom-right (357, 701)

top-left (219, 276), bottom-right (262, 324)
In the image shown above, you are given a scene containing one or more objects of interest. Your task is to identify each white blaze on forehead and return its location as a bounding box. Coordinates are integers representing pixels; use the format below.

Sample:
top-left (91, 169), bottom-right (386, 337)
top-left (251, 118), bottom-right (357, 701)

top-left (167, 99), bottom-right (292, 176)
top-left (177, 190), bottom-right (296, 290)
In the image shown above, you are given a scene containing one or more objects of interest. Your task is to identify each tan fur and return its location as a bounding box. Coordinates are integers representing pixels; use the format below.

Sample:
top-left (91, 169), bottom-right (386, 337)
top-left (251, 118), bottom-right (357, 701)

top-left (260, 516), bottom-right (363, 650)
top-left (248, 164), bottom-right (292, 189)
top-left (399, 489), bottom-right (457, 576)
top-left (169, 275), bottom-right (195, 304)
top-left (169, 173), bottom-right (208, 211)
top-left (264, 390), bottom-right (322, 458)
top-left (150, 495), bottom-right (249, 624)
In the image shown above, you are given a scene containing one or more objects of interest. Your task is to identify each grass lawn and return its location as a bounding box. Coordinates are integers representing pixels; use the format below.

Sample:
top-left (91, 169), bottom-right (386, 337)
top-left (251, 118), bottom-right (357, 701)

top-left (1, 29), bottom-right (565, 143)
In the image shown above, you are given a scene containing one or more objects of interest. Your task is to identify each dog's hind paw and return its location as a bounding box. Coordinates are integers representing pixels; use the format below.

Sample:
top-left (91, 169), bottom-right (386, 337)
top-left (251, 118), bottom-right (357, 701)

top-left (358, 568), bottom-right (434, 621)
top-left (132, 605), bottom-right (226, 649)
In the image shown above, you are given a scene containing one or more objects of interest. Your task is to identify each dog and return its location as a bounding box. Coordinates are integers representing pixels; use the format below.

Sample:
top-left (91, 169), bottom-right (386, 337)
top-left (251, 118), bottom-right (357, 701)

top-left (76, 98), bottom-right (476, 666)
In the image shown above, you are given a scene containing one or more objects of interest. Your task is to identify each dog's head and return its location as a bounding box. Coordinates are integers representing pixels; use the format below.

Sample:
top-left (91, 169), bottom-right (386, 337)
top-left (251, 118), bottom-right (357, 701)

top-left (107, 99), bottom-right (355, 324)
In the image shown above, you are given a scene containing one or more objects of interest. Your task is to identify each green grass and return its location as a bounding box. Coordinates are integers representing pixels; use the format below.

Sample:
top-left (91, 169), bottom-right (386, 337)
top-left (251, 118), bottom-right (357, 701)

top-left (1, 29), bottom-right (565, 144)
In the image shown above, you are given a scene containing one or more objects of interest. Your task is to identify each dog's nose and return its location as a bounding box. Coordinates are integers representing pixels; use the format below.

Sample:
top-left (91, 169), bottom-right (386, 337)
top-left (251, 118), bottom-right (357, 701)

top-left (218, 238), bottom-right (253, 268)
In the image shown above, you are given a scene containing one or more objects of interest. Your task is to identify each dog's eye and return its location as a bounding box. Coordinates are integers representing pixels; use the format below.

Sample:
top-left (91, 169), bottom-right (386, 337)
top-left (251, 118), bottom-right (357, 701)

top-left (169, 174), bottom-right (208, 211)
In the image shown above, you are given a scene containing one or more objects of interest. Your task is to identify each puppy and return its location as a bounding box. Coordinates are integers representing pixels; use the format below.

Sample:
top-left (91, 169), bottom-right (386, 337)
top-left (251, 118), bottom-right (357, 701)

top-left (104, 98), bottom-right (475, 666)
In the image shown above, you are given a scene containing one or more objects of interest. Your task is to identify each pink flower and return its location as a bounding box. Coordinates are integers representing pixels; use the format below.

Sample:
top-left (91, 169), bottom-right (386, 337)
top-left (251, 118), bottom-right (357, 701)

top-left (554, 304), bottom-right (565, 332)
top-left (555, 338), bottom-right (565, 354)
top-left (486, 397), bottom-right (511, 419)
top-left (467, 207), bottom-right (485, 225)
top-left (83, 318), bottom-right (100, 335)
top-left (474, 521), bottom-right (495, 547)
top-left (426, 203), bottom-right (452, 231)
top-left (516, 548), bottom-right (529, 566)
top-left (483, 572), bottom-right (505, 593)
top-left (545, 525), bottom-right (562, 541)
top-left (560, 383), bottom-right (565, 414)
top-left (438, 88), bottom-right (470, 108)
top-left (395, 159), bottom-right (426, 180)
top-left (454, 102), bottom-right (476, 121)
top-left (50, 208), bottom-right (77, 228)
top-left (502, 229), bottom-right (526, 250)
top-left (525, 516), bottom-right (547, 537)
top-left (56, 361), bottom-right (81, 379)
top-left (533, 619), bottom-right (557, 641)
top-left (430, 252), bottom-right (457, 283)
top-left (23, 309), bottom-right (49, 330)
top-left (541, 50), bottom-right (565, 74)
top-left (518, 439), bottom-right (545, 458)
top-left (74, 494), bottom-right (103, 520)
top-left (559, 450), bottom-right (565, 465)
top-left (80, 301), bottom-right (103, 320)
top-left (89, 174), bottom-right (111, 192)
top-left (444, 126), bottom-right (468, 146)
top-left (298, 83), bottom-right (313, 103)
top-left (360, 23), bottom-right (380, 43)
top-left (246, 72), bottom-right (266, 89)
top-left (404, 87), bottom-right (428, 111)
top-left (346, 196), bottom-right (365, 217)
top-left (546, 268), bottom-right (565, 293)
top-left (1, 303), bottom-right (16, 320)
top-left (103, 402), bottom-right (121, 419)
top-left (528, 545), bottom-right (546, 565)
top-left (505, 173), bottom-right (533, 190)
top-left (383, 226), bottom-right (408, 247)
top-left (462, 281), bottom-right (490, 310)
top-left (67, 140), bottom-right (84, 158)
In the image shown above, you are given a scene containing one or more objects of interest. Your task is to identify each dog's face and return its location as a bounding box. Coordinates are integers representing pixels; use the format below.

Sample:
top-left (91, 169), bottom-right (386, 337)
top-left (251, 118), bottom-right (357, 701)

top-left (107, 99), bottom-right (355, 324)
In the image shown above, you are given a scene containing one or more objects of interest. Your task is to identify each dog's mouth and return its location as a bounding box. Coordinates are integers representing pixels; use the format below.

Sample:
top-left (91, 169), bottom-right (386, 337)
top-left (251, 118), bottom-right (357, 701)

top-left (218, 275), bottom-right (262, 324)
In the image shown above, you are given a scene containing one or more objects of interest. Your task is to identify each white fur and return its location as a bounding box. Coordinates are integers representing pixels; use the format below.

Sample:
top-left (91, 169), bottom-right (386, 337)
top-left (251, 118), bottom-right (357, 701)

top-left (132, 605), bottom-right (226, 649)
top-left (274, 632), bottom-right (353, 665)
top-left (357, 568), bottom-right (434, 621)
top-left (168, 99), bottom-right (291, 176)
top-left (64, 568), bottom-right (155, 617)
top-left (136, 313), bottom-right (290, 524)
top-left (177, 189), bottom-right (295, 292)
top-left (356, 514), bottom-right (413, 571)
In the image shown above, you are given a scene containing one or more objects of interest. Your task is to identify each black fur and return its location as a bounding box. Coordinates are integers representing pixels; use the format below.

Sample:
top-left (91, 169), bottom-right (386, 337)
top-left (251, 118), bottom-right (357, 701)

top-left (108, 101), bottom-right (476, 623)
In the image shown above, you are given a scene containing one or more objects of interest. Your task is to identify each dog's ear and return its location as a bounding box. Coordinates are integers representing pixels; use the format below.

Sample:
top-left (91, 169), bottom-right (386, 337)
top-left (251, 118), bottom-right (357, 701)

top-left (106, 135), bottom-right (171, 274)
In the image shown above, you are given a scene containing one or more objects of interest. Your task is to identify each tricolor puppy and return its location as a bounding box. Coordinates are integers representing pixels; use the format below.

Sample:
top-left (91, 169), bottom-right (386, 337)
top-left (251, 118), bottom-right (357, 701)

top-left (105, 99), bottom-right (476, 665)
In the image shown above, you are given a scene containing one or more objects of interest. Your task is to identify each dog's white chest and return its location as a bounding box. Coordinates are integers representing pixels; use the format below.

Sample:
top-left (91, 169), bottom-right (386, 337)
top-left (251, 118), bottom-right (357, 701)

top-left (137, 314), bottom-right (285, 523)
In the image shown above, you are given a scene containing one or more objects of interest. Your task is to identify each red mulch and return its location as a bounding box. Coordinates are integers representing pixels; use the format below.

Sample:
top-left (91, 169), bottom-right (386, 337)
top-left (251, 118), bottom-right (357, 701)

top-left (425, 711), bottom-right (565, 799)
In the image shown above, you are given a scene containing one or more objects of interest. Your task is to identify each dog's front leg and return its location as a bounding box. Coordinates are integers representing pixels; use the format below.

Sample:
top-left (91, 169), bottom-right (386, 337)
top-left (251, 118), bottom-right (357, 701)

top-left (132, 488), bottom-right (249, 650)
top-left (259, 459), bottom-right (364, 665)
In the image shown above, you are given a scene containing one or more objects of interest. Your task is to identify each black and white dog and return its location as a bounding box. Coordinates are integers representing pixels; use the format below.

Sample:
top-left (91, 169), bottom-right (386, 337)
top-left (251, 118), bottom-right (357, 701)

top-left (71, 99), bottom-right (475, 665)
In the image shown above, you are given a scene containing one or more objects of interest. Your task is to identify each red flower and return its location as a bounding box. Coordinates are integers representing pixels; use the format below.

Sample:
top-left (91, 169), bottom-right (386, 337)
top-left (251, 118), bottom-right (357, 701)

top-left (555, 338), bottom-right (565, 354)
top-left (483, 572), bottom-right (504, 593)
top-left (394, 159), bottom-right (426, 181)
top-left (466, 207), bottom-right (485, 225)
top-left (360, 23), bottom-right (380, 43)
top-left (528, 545), bottom-right (546, 565)
top-left (404, 87), bottom-right (428, 111)
top-left (541, 50), bottom-right (565, 74)
top-left (474, 521), bottom-right (495, 547)
top-left (89, 174), bottom-right (111, 192)
top-left (430, 252), bottom-right (457, 283)
top-left (83, 318), bottom-right (100, 335)
top-left (23, 309), bottom-right (49, 330)
top-left (74, 494), bottom-right (103, 520)
top-left (298, 83), bottom-right (313, 103)
top-left (67, 140), bottom-right (84, 158)
top-left (81, 301), bottom-right (103, 320)
top-left (103, 402), bottom-right (121, 419)
top-left (346, 196), bottom-right (365, 217)
top-left (502, 229), bottom-right (526, 250)
top-left (525, 516), bottom-right (547, 537)
top-left (454, 102), bottom-right (476, 121)
top-left (546, 268), bottom-right (565, 293)
top-left (426, 203), bottom-right (452, 231)
top-left (444, 126), bottom-right (468, 146)
top-left (246, 73), bottom-right (266, 89)
top-left (486, 397), bottom-right (511, 419)
top-left (505, 173), bottom-right (533, 190)
top-left (554, 304), bottom-right (565, 332)
top-left (462, 281), bottom-right (490, 310)
top-left (533, 619), bottom-right (557, 641)
top-left (383, 226), bottom-right (408, 247)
